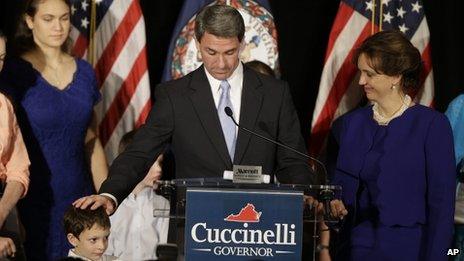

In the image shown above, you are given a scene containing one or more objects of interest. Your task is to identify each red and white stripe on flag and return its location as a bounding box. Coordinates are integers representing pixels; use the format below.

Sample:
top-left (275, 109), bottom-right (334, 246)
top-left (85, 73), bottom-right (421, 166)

top-left (310, 0), bottom-right (433, 156)
top-left (70, 0), bottom-right (151, 163)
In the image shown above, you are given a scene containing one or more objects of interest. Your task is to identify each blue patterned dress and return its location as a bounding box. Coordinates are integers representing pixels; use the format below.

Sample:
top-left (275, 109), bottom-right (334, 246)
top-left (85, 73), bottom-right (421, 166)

top-left (0, 58), bottom-right (101, 260)
top-left (445, 94), bottom-right (464, 261)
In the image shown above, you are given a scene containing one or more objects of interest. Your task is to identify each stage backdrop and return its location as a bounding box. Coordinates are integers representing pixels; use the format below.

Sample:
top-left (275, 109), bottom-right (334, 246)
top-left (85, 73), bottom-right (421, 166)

top-left (1, 0), bottom-right (463, 149)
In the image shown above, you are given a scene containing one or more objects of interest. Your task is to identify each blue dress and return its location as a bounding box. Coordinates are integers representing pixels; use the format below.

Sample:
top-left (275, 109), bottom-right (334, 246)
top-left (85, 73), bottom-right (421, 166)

top-left (0, 58), bottom-right (101, 260)
top-left (445, 94), bottom-right (464, 261)
top-left (446, 94), bottom-right (464, 164)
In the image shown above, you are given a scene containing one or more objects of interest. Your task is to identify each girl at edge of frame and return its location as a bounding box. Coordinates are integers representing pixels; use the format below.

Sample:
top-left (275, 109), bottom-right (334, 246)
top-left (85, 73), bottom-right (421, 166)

top-left (0, 0), bottom-right (108, 259)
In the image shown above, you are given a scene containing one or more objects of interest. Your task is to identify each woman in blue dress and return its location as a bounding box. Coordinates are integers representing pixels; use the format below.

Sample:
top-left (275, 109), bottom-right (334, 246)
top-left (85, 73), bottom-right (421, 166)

top-left (321, 30), bottom-right (455, 261)
top-left (0, 0), bottom-right (108, 259)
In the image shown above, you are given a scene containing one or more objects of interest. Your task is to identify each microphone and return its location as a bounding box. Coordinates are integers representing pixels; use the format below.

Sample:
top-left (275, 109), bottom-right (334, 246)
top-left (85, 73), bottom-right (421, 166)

top-left (225, 107), bottom-right (335, 221)
top-left (224, 106), bottom-right (327, 178)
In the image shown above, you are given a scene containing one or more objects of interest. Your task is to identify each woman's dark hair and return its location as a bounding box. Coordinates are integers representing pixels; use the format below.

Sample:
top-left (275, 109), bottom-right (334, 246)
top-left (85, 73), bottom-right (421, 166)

top-left (353, 30), bottom-right (423, 93)
top-left (13, 0), bottom-right (72, 56)
top-left (245, 60), bottom-right (275, 77)
top-left (0, 29), bottom-right (5, 39)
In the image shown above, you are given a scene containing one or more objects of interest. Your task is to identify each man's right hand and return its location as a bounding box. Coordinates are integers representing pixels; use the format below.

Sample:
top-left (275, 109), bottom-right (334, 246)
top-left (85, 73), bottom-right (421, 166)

top-left (73, 195), bottom-right (115, 215)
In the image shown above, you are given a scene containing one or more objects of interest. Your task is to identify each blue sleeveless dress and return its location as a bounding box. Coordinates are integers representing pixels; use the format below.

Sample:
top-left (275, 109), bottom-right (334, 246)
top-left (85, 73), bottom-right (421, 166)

top-left (0, 58), bottom-right (101, 260)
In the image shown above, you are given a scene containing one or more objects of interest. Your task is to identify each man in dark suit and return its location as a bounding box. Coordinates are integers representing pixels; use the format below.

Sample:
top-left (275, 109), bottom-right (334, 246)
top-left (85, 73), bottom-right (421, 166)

top-left (74, 4), bottom-right (316, 214)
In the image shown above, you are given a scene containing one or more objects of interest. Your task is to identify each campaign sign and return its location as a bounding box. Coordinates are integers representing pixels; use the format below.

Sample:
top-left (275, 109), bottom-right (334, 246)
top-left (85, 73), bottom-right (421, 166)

top-left (185, 188), bottom-right (303, 261)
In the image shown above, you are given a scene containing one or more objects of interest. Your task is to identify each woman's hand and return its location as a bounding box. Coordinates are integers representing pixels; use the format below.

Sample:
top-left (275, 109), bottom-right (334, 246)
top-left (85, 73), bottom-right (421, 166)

top-left (329, 199), bottom-right (348, 219)
top-left (0, 237), bottom-right (15, 258)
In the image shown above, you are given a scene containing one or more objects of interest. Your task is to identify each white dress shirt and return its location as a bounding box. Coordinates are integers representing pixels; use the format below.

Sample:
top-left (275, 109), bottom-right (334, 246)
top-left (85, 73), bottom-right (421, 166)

top-left (105, 187), bottom-right (170, 261)
top-left (68, 249), bottom-right (119, 261)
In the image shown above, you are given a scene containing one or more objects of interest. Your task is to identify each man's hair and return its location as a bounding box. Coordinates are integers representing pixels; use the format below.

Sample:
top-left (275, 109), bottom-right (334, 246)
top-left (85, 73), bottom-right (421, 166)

top-left (63, 206), bottom-right (110, 238)
top-left (0, 29), bottom-right (5, 39)
top-left (194, 5), bottom-right (245, 42)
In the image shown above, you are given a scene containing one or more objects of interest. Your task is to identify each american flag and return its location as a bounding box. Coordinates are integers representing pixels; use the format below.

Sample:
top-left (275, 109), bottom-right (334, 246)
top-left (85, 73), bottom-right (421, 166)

top-left (69, 0), bottom-right (151, 163)
top-left (310, 0), bottom-right (433, 156)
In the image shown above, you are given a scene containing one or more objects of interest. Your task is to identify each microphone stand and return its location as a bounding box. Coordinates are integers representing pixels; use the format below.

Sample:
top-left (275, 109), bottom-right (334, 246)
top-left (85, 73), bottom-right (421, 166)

top-left (224, 107), bottom-right (327, 177)
top-left (224, 107), bottom-right (337, 260)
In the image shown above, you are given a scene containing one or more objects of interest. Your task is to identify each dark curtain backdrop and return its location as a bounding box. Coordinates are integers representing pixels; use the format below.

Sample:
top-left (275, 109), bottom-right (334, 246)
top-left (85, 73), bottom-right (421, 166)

top-left (1, 0), bottom-right (463, 143)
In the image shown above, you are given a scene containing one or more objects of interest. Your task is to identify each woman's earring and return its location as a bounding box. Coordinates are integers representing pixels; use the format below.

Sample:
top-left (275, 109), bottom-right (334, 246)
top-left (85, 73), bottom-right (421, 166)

top-left (391, 84), bottom-right (397, 90)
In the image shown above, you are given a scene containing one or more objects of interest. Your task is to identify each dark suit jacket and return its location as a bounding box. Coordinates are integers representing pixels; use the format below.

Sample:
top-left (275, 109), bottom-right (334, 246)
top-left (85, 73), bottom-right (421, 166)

top-left (100, 65), bottom-right (315, 203)
top-left (330, 105), bottom-right (455, 261)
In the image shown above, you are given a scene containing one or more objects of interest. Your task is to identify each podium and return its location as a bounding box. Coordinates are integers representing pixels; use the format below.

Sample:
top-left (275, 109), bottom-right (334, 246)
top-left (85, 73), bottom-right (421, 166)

top-left (154, 178), bottom-right (341, 261)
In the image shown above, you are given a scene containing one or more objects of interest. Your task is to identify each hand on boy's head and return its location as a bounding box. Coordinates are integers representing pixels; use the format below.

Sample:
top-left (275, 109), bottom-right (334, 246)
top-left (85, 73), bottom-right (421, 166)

top-left (141, 154), bottom-right (163, 188)
top-left (0, 237), bottom-right (16, 258)
top-left (73, 195), bottom-right (115, 215)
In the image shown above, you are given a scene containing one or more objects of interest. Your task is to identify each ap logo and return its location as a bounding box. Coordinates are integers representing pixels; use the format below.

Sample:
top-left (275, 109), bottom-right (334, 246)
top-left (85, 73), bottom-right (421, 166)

top-left (447, 248), bottom-right (460, 256)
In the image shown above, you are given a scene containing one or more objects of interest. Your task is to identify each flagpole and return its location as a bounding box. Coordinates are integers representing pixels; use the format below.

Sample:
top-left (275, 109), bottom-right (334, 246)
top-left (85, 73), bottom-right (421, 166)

top-left (88, 0), bottom-right (97, 66)
top-left (379, 0), bottom-right (383, 31)
top-left (371, 0), bottom-right (376, 34)
top-left (88, 0), bottom-right (99, 136)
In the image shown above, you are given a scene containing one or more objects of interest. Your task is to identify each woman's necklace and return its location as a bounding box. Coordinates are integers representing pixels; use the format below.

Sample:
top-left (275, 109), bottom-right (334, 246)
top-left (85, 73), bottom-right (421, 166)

top-left (373, 94), bottom-right (412, 125)
top-left (36, 55), bottom-right (67, 87)
top-left (45, 63), bottom-right (61, 86)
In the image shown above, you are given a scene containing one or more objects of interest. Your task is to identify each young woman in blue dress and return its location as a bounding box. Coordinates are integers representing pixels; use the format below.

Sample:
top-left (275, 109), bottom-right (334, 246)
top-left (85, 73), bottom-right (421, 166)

top-left (0, 0), bottom-right (108, 259)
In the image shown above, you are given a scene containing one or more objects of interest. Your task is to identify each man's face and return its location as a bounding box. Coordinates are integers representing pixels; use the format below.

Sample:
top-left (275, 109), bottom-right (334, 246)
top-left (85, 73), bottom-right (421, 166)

top-left (196, 32), bottom-right (242, 80)
top-left (68, 224), bottom-right (110, 261)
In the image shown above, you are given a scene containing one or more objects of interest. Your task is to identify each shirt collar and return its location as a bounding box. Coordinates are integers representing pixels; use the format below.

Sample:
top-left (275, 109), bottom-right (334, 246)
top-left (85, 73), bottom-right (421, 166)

top-left (204, 62), bottom-right (243, 92)
top-left (68, 249), bottom-right (100, 261)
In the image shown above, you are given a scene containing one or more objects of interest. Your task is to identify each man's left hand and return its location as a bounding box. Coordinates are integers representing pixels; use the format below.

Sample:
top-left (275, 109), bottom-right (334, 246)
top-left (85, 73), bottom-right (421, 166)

top-left (304, 196), bottom-right (348, 219)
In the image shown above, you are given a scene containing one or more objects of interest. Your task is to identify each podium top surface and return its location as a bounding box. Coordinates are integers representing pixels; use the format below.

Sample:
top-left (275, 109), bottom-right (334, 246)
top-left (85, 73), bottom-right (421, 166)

top-left (156, 178), bottom-right (341, 192)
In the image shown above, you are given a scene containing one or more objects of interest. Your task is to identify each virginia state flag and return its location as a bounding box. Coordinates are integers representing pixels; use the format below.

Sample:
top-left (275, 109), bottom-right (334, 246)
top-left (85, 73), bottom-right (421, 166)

top-left (161, 0), bottom-right (278, 82)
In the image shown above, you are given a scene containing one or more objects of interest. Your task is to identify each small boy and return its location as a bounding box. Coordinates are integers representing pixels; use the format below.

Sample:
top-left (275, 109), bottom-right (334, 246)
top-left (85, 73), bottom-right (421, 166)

top-left (63, 206), bottom-right (119, 261)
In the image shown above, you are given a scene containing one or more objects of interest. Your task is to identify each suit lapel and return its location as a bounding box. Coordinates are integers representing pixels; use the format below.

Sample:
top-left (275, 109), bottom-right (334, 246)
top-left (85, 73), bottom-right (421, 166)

top-left (188, 66), bottom-right (232, 167)
top-left (234, 67), bottom-right (263, 164)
